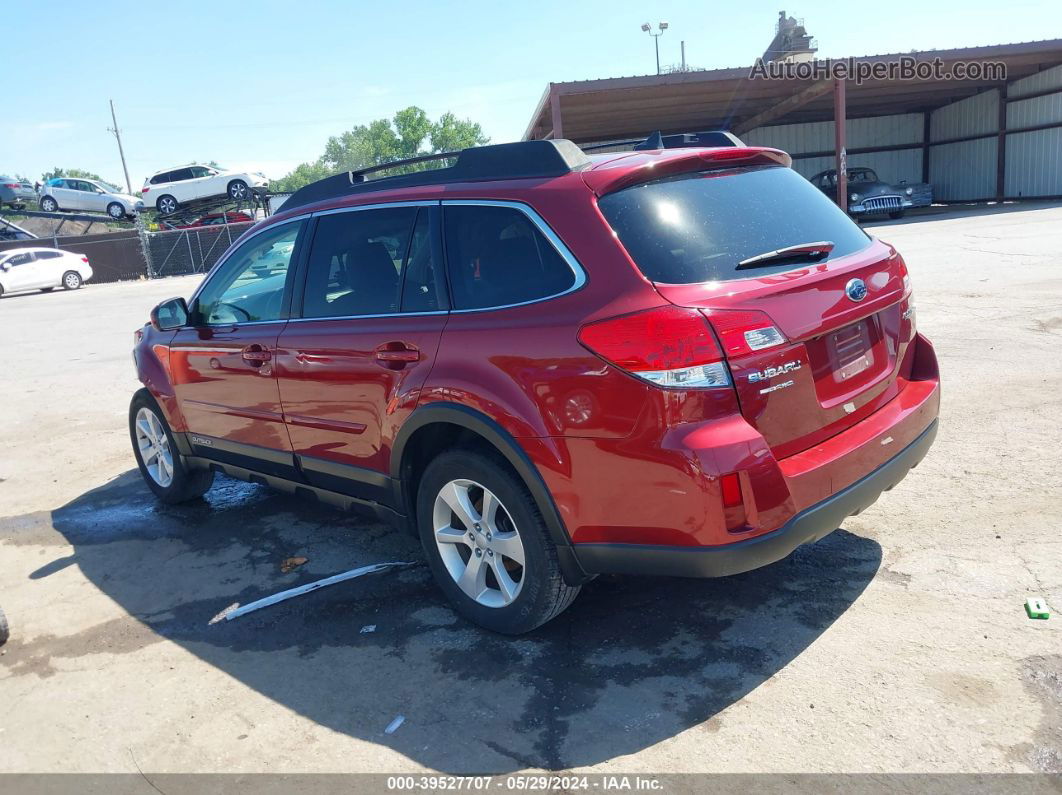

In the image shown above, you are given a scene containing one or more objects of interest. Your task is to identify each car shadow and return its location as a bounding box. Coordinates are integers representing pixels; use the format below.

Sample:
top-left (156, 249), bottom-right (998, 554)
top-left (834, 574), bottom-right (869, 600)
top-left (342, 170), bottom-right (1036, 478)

top-left (12, 470), bottom-right (882, 773)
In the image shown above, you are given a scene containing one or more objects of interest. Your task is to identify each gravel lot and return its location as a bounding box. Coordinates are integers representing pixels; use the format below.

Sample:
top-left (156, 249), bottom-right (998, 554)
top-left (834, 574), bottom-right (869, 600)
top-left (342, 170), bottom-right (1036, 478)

top-left (1, 204), bottom-right (1060, 775)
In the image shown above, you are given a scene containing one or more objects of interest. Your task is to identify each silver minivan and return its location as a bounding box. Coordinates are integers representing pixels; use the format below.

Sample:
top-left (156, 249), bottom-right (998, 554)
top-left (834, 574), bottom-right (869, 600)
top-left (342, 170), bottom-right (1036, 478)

top-left (39, 178), bottom-right (143, 219)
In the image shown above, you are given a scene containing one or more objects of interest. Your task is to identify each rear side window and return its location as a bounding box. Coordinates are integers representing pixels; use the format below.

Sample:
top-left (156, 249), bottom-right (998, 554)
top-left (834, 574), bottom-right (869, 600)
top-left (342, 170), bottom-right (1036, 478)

top-left (443, 205), bottom-right (576, 310)
top-left (301, 206), bottom-right (433, 318)
top-left (150, 172), bottom-right (170, 185)
top-left (597, 165), bottom-right (871, 284)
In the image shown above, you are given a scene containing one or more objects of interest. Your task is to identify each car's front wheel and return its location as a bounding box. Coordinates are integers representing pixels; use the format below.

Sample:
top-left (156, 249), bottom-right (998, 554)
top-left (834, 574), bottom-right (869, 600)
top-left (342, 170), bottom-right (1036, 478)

top-left (228, 180), bottom-right (249, 202)
top-left (156, 195), bottom-right (178, 215)
top-left (39, 196), bottom-right (58, 212)
top-left (129, 390), bottom-right (214, 504)
top-left (416, 449), bottom-right (580, 634)
top-left (107, 202), bottom-right (125, 219)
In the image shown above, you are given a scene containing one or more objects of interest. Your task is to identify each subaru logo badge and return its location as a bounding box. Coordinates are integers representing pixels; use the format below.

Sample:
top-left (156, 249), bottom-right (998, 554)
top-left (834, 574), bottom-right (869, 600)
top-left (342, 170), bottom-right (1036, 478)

top-left (845, 278), bottom-right (868, 302)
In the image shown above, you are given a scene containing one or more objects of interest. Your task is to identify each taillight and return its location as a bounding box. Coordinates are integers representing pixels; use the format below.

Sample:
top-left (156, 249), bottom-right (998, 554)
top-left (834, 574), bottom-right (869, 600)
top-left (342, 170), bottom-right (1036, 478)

top-left (142, 187), bottom-right (150, 193)
top-left (81, 256), bottom-right (89, 263)
top-left (578, 305), bottom-right (730, 388)
top-left (703, 309), bottom-right (787, 357)
top-left (3, 183), bottom-right (18, 189)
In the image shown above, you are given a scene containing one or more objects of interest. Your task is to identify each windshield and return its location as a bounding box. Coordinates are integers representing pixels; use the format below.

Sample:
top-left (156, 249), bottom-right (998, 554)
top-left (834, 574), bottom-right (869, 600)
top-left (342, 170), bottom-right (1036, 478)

top-left (597, 165), bottom-right (871, 284)
top-left (849, 169), bottom-right (879, 183)
top-left (97, 181), bottom-right (123, 193)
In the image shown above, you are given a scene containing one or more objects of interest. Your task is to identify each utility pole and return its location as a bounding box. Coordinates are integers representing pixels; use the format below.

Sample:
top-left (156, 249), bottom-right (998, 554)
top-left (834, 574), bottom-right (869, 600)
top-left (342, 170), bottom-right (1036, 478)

top-left (107, 99), bottom-right (132, 194)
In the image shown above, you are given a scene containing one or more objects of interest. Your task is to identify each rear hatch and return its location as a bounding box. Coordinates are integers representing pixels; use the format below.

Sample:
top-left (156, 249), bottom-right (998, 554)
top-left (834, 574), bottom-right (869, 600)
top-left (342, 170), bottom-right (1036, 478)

top-left (596, 162), bottom-right (914, 459)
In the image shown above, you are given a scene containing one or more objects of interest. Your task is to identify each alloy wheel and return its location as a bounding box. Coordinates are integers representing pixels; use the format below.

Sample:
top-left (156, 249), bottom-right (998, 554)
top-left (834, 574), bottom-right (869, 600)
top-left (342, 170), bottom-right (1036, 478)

top-left (63, 272), bottom-right (81, 289)
top-left (432, 479), bottom-right (526, 608)
top-left (229, 181), bottom-right (248, 200)
top-left (134, 407), bottom-right (174, 487)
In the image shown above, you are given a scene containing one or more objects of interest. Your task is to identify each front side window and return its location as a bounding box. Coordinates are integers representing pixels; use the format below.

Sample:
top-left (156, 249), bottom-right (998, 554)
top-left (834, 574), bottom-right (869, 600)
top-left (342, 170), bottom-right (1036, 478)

top-left (36, 251), bottom-right (61, 260)
top-left (3, 253), bottom-right (33, 267)
top-left (598, 165), bottom-right (871, 284)
top-left (189, 166), bottom-right (213, 178)
top-left (301, 206), bottom-right (435, 318)
top-left (443, 204), bottom-right (576, 310)
top-left (195, 221), bottom-right (302, 325)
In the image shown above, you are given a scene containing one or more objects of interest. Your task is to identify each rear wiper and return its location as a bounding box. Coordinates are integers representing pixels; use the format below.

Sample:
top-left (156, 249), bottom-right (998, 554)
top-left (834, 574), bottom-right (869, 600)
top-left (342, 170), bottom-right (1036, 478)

top-left (736, 241), bottom-right (835, 270)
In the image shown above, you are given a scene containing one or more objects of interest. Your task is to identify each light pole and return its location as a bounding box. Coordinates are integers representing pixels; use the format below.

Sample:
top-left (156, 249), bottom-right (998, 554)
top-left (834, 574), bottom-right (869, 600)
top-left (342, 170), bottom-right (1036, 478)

top-left (641, 21), bottom-right (669, 75)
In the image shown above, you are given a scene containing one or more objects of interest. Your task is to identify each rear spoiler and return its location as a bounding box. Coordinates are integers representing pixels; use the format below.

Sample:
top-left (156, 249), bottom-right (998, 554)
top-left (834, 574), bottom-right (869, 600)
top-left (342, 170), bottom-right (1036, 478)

top-left (581, 147), bottom-right (793, 197)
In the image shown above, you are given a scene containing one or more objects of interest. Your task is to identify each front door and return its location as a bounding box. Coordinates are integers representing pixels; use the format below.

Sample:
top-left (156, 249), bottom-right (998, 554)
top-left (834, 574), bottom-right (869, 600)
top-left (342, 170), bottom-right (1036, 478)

top-left (169, 219), bottom-right (305, 477)
top-left (2, 252), bottom-right (45, 290)
top-left (276, 204), bottom-right (447, 503)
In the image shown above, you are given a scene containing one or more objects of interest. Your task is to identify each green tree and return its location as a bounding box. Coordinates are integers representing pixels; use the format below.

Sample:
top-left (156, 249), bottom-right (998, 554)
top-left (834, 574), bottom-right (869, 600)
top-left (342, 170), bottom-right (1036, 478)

top-left (272, 107), bottom-right (489, 193)
top-left (40, 167), bottom-right (107, 183)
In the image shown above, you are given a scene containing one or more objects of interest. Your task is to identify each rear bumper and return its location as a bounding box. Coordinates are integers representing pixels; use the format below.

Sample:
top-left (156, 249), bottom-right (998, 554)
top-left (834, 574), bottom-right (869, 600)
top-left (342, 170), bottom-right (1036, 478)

top-left (572, 418), bottom-right (937, 578)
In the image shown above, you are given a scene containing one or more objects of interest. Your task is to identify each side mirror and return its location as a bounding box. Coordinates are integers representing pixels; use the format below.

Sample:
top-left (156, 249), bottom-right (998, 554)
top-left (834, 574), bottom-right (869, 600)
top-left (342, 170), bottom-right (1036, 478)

top-left (150, 297), bottom-right (189, 331)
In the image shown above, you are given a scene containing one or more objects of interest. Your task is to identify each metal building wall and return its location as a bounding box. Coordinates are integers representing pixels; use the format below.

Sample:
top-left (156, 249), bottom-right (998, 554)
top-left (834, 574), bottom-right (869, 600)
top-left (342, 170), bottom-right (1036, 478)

top-left (1005, 65), bottom-right (1062, 197)
top-left (927, 90), bottom-right (1000, 201)
top-left (744, 113), bottom-right (925, 184)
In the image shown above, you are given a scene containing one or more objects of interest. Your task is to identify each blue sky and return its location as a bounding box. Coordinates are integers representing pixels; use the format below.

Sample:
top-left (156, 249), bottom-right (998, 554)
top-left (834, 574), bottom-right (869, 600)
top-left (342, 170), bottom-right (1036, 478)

top-left (6, 0), bottom-right (1060, 187)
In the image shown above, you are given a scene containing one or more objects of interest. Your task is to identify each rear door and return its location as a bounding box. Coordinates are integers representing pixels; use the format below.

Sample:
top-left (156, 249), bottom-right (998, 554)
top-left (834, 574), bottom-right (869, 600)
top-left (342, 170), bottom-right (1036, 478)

top-left (34, 251), bottom-right (65, 285)
top-left (52, 179), bottom-right (78, 209)
top-left (169, 219), bottom-right (306, 475)
top-left (275, 203), bottom-right (447, 499)
top-left (166, 168), bottom-right (196, 203)
top-left (597, 164), bottom-right (914, 459)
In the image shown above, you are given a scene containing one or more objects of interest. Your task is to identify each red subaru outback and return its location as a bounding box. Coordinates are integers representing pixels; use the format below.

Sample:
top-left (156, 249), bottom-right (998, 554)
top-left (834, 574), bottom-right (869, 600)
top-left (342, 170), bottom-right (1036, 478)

top-left (130, 139), bottom-right (940, 633)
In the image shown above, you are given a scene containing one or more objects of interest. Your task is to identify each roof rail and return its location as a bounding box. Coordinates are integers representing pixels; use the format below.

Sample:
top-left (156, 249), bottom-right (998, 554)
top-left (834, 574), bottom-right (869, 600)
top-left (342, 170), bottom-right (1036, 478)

top-left (281, 139), bottom-right (591, 213)
top-left (582, 130), bottom-right (745, 152)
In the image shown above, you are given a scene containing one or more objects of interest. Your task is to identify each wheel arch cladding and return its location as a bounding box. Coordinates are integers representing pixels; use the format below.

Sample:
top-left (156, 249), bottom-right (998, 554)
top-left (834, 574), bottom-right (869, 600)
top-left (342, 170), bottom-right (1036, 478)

top-left (392, 402), bottom-right (591, 585)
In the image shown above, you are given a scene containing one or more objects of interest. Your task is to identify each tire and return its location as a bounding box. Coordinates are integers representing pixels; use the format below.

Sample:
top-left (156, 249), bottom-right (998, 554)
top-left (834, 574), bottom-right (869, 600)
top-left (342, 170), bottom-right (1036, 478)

top-left (416, 449), bottom-right (580, 634)
top-left (61, 271), bottom-right (82, 290)
top-left (227, 180), bottom-right (249, 202)
top-left (39, 196), bottom-right (58, 213)
top-left (0, 606), bottom-right (8, 647)
top-left (888, 210), bottom-right (906, 220)
top-left (156, 195), bottom-right (178, 215)
top-left (107, 202), bottom-right (125, 219)
top-left (129, 389), bottom-right (214, 504)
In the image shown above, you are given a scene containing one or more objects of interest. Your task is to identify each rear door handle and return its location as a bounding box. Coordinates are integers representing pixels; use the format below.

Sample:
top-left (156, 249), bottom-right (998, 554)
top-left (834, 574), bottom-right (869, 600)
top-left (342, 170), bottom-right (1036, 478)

top-left (242, 344), bottom-right (272, 365)
top-left (374, 342), bottom-right (420, 366)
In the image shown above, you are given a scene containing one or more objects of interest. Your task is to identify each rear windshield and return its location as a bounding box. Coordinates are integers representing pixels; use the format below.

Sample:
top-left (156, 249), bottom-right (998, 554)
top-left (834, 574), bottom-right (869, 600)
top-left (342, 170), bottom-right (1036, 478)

top-left (598, 165), bottom-right (871, 284)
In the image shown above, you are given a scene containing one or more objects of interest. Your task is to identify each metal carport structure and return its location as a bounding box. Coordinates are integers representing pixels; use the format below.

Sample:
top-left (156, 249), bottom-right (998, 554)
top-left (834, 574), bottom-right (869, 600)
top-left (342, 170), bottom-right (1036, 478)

top-left (523, 39), bottom-right (1062, 209)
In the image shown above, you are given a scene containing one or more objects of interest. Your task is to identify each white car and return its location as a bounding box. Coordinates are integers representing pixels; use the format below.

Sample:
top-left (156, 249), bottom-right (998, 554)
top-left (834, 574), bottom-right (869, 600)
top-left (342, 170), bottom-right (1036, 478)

top-left (0, 247), bottom-right (93, 297)
top-left (141, 165), bottom-right (269, 215)
top-left (38, 178), bottom-right (144, 219)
